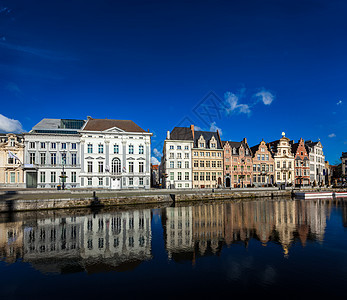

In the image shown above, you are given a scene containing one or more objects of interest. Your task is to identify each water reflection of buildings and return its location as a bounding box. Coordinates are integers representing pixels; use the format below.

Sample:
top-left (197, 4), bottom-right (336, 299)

top-left (0, 209), bottom-right (152, 274)
top-left (163, 199), bottom-right (330, 261)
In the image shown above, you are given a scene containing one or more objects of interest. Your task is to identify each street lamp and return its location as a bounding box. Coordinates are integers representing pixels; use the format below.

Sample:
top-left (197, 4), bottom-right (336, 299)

top-left (60, 151), bottom-right (67, 190)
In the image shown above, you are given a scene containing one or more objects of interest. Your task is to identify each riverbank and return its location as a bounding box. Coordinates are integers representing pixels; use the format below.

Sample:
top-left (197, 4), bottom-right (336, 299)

top-left (0, 187), bottom-right (345, 212)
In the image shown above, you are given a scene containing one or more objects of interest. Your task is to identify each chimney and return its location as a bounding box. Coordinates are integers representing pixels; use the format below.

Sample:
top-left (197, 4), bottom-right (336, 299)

top-left (167, 130), bottom-right (170, 140)
top-left (243, 137), bottom-right (247, 144)
top-left (190, 124), bottom-right (194, 140)
top-left (87, 116), bottom-right (92, 120)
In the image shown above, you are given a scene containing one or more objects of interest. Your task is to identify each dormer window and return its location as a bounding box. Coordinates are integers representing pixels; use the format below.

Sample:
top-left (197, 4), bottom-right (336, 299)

top-left (10, 139), bottom-right (15, 147)
top-left (211, 143), bottom-right (216, 148)
top-left (199, 142), bottom-right (205, 148)
top-left (233, 148), bottom-right (236, 154)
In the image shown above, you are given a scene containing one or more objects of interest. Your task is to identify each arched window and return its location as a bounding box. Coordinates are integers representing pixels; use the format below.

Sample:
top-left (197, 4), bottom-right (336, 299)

top-left (112, 158), bottom-right (121, 174)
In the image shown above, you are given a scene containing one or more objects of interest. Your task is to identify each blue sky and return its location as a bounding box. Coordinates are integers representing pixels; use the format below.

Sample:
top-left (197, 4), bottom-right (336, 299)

top-left (0, 0), bottom-right (346, 164)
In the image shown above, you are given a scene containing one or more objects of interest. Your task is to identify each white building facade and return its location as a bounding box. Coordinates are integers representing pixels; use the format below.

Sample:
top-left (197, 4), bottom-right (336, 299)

top-left (23, 119), bottom-right (85, 188)
top-left (79, 118), bottom-right (152, 189)
top-left (305, 140), bottom-right (325, 185)
top-left (268, 133), bottom-right (295, 185)
top-left (161, 127), bottom-right (194, 189)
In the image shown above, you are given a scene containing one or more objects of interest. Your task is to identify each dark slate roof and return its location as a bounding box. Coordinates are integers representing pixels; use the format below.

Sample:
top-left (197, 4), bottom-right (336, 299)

top-left (291, 142), bottom-right (299, 155)
top-left (194, 131), bottom-right (222, 149)
top-left (170, 127), bottom-right (193, 140)
top-left (223, 140), bottom-right (252, 155)
top-left (83, 118), bottom-right (146, 133)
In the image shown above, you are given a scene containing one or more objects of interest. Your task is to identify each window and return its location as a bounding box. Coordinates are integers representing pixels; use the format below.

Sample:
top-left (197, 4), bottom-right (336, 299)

top-left (283, 161), bottom-right (286, 168)
top-left (29, 153), bottom-right (36, 164)
top-left (261, 154), bottom-right (265, 161)
top-left (10, 172), bottom-right (15, 183)
top-left (129, 177), bottom-right (133, 185)
top-left (277, 162), bottom-right (280, 169)
top-left (177, 161), bottom-right (182, 168)
top-left (199, 143), bottom-right (205, 148)
top-left (212, 161), bottom-right (216, 168)
top-left (185, 153), bottom-right (189, 159)
top-left (261, 147), bottom-right (265, 152)
top-left (169, 145), bottom-right (174, 150)
top-left (178, 172), bottom-right (182, 180)
top-left (88, 177), bottom-right (92, 186)
top-left (40, 153), bottom-right (46, 165)
top-left (51, 153), bottom-right (56, 165)
top-left (200, 152), bottom-right (204, 156)
top-left (177, 153), bottom-right (182, 159)
top-left (139, 177), bottom-right (144, 185)
top-left (185, 146), bottom-right (189, 150)
top-left (139, 145), bottom-right (144, 154)
top-left (40, 172), bottom-right (45, 183)
top-left (71, 172), bottom-right (76, 183)
top-left (30, 142), bottom-right (35, 149)
top-left (51, 172), bottom-right (56, 183)
top-left (211, 143), bottom-right (216, 148)
top-left (51, 142), bottom-right (56, 149)
top-left (88, 161), bottom-right (93, 173)
top-left (98, 161), bottom-right (104, 173)
top-left (170, 161), bottom-right (174, 168)
top-left (10, 139), bottom-right (15, 147)
top-left (139, 162), bottom-right (144, 173)
top-left (87, 144), bottom-right (93, 153)
top-left (61, 143), bottom-right (67, 150)
top-left (200, 172), bottom-right (205, 181)
top-left (185, 161), bottom-right (189, 168)
top-left (185, 172), bottom-right (189, 180)
top-left (129, 145), bottom-right (134, 154)
top-left (266, 154), bottom-right (269, 161)
top-left (177, 146), bottom-right (181, 150)
top-left (114, 144), bottom-right (119, 154)
top-left (98, 144), bottom-right (104, 154)
top-left (71, 143), bottom-right (77, 150)
top-left (40, 142), bottom-right (45, 149)
top-left (99, 177), bottom-right (103, 186)
top-left (253, 164), bottom-right (257, 172)
top-left (217, 161), bottom-right (222, 168)
top-left (200, 161), bottom-right (204, 168)
top-left (194, 160), bottom-right (198, 167)
top-left (111, 158), bottom-right (121, 174)
top-left (277, 172), bottom-right (280, 180)
top-left (206, 172), bottom-right (210, 180)
top-left (128, 162), bottom-right (134, 173)
top-left (212, 172), bottom-right (216, 181)
top-left (170, 172), bottom-right (174, 180)
top-left (71, 153), bottom-right (77, 165)
top-left (194, 152), bottom-right (198, 156)
top-left (194, 172), bottom-right (198, 181)
top-left (257, 154), bottom-right (261, 160)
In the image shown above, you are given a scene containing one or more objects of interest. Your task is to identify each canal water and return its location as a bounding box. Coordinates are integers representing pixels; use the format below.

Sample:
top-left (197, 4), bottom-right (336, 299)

top-left (0, 198), bottom-right (346, 299)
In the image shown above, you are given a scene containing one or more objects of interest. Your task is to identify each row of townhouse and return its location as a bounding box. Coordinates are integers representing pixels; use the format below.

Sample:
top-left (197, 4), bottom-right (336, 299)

top-left (0, 117), bottom-right (152, 189)
top-left (160, 126), bottom-right (327, 189)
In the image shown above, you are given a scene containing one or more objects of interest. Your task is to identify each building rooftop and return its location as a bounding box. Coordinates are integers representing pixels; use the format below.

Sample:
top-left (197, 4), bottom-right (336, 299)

top-left (82, 118), bottom-right (147, 133)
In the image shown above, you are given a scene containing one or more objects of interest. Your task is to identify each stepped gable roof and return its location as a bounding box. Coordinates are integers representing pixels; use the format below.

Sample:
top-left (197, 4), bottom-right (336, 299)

top-left (194, 130), bottom-right (222, 149)
top-left (82, 118), bottom-right (146, 133)
top-left (170, 127), bottom-right (194, 140)
top-left (223, 139), bottom-right (252, 156)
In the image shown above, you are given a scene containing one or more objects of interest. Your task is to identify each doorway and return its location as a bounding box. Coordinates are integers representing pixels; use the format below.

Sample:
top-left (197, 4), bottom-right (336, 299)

top-left (111, 178), bottom-right (121, 189)
top-left (26, 172), bottom-right (37, 188)
top-left (226, 177), bottom-right (231, 188)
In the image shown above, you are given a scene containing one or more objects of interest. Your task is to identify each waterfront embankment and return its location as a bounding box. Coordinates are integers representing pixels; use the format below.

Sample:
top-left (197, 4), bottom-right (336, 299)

top-left (0, 187), bottom-right (345, 212)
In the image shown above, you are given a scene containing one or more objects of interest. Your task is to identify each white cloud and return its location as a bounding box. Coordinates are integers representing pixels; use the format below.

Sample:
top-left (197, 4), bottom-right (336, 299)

top-left (194, 125), bottom-right (202, 131)
top-left (0, 114), bottom-right (23, 133)
top-left (151, 157), bottom-right (160, 165)
top-left (153, 148), bottom-right (162, 158)
top-left (328, 133), bottom-right (336, 138)
top-left (224, 91), bottom-right (251, 115)
top-left (254, 89), bottom-right (275, 105)
top-left (337, 100), bottom-right (342, 105)
top-left (210, 122), bottom-right (223, 136)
